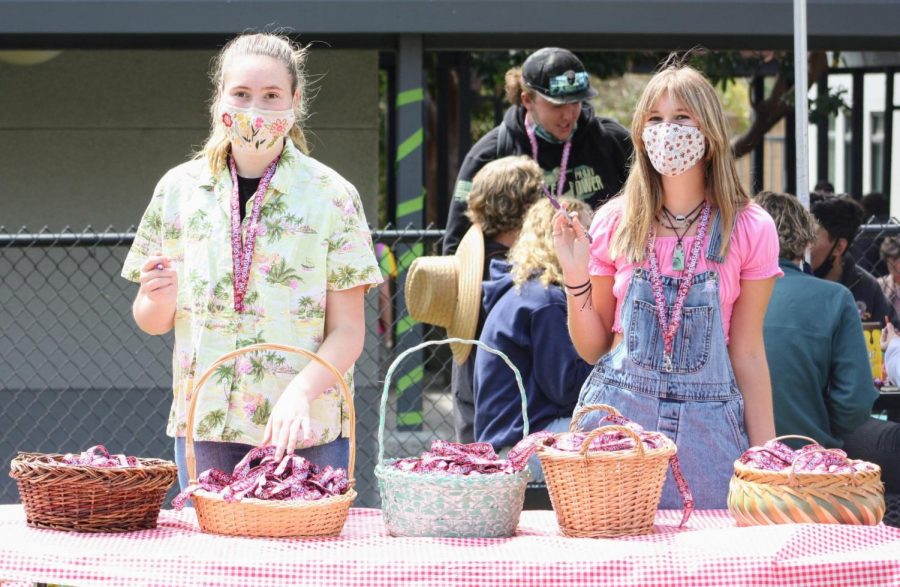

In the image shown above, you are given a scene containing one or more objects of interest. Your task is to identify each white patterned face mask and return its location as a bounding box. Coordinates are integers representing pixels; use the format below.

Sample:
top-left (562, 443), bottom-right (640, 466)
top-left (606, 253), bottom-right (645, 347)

top-left (642, 122), bottom-right (706, 177)
top-left (220, 105), bottom-right (295, 152)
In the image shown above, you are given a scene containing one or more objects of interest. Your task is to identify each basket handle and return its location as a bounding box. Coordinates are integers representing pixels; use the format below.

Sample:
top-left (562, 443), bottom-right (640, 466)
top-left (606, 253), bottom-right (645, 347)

top-left (577, 424), bottom-right (645, 458)
top-left (185, 343), bottom-right (355, 486)
top-left (770, 434), bottom-right (819, 446)
top-left (569, 403), bottom-right (622, 433)
top-left (377, 338), bottom-right (527, 466)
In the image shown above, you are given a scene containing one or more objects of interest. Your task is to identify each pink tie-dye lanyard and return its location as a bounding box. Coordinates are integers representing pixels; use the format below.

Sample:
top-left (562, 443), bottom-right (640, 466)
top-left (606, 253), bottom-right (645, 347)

top-left (525, 119), bottom-right (593, 243)
top-left (228, 154), bottom-right (280, 313)
top-left (645, 201), bottom-right (711, 372)
top-left (524, 119), bottom-right (572, 203)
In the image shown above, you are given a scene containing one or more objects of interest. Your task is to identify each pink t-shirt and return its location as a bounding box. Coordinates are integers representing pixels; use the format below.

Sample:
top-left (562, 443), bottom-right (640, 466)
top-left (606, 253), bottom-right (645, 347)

top-left (588, 197), bottom-right (783, 342)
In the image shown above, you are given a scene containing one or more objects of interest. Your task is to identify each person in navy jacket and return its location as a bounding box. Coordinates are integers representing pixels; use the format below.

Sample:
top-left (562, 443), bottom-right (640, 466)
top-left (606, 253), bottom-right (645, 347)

top-left (474, 198), bottom-right (593, 480)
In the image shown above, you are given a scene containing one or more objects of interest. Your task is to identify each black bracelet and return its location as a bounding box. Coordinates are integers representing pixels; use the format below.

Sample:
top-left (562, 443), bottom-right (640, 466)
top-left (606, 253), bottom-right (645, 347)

top-left (565, 283), bottom-right (592, 298)
top-left (564, 279), bottom-right (590, 290)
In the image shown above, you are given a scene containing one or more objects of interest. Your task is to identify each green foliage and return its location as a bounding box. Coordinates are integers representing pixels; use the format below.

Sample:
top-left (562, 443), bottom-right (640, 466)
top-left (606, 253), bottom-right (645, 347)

top-left (809, 87), bottom-right (849, 126)
top-left (688, 52), bottom-right (766, 91)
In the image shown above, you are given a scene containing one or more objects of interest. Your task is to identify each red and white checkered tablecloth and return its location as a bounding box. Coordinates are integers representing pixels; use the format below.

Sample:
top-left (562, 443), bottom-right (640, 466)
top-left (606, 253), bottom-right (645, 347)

top-left (1, 505), bottom-right (899, 587)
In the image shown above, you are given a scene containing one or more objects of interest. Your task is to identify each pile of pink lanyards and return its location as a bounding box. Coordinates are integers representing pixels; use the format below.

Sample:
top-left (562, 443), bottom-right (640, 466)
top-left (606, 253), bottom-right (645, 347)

top-left (58, 445), bottom-right (142, 468)
top-left (391, 440), bottom-right (524, 475)
top-left (739, 439), bottom-right (877, 474)
top-left (173, 445), bottom-right (349, 509)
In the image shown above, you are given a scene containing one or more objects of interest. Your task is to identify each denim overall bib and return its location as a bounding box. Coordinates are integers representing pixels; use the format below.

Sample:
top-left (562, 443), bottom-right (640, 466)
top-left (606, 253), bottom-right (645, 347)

top-left (577, 211), bottom-right (749, 509)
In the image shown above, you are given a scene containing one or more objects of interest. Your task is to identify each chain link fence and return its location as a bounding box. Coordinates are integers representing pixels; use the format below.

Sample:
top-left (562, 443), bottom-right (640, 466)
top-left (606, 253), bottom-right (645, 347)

top-left (2, 219), bottom-right (899, 514)
top-left (0, 226), bottom-right (456, 508)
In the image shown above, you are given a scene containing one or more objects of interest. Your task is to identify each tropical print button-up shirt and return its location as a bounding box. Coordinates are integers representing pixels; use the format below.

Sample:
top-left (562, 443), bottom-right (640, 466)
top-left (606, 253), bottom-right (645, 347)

top-left (122, 141), bottom-right (381, 446)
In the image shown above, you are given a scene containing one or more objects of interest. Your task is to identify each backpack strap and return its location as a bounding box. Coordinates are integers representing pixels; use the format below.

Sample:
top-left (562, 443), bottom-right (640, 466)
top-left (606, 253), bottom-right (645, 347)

top-left (495, 123), bottom-right (515, 158)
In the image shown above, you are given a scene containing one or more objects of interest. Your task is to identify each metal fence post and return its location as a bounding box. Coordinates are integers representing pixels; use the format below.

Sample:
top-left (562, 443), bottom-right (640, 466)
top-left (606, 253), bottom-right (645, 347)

top-left (392, 35), bottom-right (426, 431)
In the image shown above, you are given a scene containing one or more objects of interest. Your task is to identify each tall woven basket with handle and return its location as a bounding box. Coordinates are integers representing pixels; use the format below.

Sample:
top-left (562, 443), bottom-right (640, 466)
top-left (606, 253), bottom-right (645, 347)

top-left (185, 343), bottom-right (356, 538)
top-left (728, 434), bottom-right (885, 526)
top-left (374, 338), bottom-right (531, 538)
top-left (536, 404), bottom-right (676, 538)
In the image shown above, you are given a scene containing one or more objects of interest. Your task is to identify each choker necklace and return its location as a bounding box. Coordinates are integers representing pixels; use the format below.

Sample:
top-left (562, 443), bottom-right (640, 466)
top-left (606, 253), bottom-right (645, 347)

top-left (661, 201), bottom-right (704, 229)
top-left (657, 203), bottom-right (704, 272)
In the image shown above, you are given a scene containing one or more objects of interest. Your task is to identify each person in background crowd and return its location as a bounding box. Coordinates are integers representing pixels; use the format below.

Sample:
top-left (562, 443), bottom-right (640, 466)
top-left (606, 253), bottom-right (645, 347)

top-left (755, 191), bottom-right (877, 450)
top-left (814, 179), bottom-right (835, 195)
top-left (474, 198), bottom-right (594, 481)
top-left (452, 156), bottom-right (543, 442)
top-left (850, 192), bottom-right (891, 276)
top-left (554, 60), bottom-right (781, 509)
top-left (123, 33), bottom-right (381, 490)
top-left (838, 321), bottom-right (900, 494)
top-left (442, 46), bottom-right (632, 255)
top-left (877, 236), bottom-right (900, 319)
top-left (810, 195), bottom-right (898, 327)
top-left (441, 48), bottom-right (631, 444)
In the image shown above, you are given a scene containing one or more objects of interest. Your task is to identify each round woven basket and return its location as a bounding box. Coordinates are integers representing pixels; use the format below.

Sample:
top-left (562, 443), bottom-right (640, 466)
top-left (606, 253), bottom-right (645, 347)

top-left (374, 338), bottom-right (530, 538)
top-left (185, 343), bottom-right (356, 538)
top-left (727, 434), bottom-right (885, 526)
top-left (9, 452), bottom-right (177, 533)
top-left (536, 404), bottom-right (676, 538)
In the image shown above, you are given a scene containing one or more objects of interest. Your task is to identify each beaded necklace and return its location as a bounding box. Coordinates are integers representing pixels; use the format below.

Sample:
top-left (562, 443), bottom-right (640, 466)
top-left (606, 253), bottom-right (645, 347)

top-left (645, 201), bottom-right (711, 371)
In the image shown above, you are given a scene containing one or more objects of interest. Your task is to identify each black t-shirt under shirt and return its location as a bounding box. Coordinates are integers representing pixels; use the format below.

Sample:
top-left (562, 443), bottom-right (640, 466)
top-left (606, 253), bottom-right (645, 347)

top-left (236, 175), bottom-right (262, 222)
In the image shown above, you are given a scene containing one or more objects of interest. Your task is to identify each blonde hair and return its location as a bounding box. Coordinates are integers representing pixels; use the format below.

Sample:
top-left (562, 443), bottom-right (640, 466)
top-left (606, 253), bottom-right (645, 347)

top-left (504, 67), bottom-right (536, 106)
top-left (197, 33), bottom-right (311, 173)
top-left (610, 60), bottom-right (749, 263)
top-left (508, 197), bottom-right (591, 289)
top-left (753, 191), bottom-right (818, 260)
top-left (465, 156), bottom-right (543, 238)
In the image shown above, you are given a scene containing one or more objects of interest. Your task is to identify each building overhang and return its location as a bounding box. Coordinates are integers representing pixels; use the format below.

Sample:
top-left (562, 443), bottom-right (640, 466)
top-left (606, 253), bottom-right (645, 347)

top-left (1, 1), bottom-right (898, 51)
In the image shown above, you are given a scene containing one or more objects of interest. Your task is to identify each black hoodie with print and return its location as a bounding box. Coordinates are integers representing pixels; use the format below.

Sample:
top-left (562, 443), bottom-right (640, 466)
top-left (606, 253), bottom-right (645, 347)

top-left (441, 103), bottom-right (632, 255)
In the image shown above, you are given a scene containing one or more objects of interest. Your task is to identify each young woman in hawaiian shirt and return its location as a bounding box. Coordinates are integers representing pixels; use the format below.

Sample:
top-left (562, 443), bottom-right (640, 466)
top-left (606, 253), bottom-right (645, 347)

top-left (122, 33), bottom-right (381, 489)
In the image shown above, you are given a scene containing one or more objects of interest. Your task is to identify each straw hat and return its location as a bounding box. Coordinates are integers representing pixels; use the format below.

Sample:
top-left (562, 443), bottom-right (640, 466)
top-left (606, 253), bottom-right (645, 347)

top-left (405, 225), bottom-right (484, 364)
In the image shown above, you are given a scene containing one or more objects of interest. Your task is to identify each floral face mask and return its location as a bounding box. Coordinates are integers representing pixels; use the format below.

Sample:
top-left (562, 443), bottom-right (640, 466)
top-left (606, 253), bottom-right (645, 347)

top-left (642, 122), bottom-right (706, 177)
top-left (220, 105), bottom-right (295, 152)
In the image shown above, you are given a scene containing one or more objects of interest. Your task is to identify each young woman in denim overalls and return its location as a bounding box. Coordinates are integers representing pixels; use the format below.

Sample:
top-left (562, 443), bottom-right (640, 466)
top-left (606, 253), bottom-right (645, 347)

top-left (553, 63), bottom-right (782, 509)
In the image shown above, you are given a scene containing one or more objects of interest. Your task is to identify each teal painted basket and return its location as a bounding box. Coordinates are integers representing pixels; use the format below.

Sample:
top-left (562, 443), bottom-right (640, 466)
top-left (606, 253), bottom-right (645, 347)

top-left (374, 338), bottom-right (531, 538)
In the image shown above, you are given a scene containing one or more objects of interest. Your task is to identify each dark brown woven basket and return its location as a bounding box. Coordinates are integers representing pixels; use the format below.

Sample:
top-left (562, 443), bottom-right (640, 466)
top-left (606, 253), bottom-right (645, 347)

top-left (9, 452), bottom-right (178, 532)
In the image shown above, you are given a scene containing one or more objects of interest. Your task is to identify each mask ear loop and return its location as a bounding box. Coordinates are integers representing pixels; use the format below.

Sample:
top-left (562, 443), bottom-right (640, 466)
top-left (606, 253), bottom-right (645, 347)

top-left (814, 238), bottom-right (840, 276)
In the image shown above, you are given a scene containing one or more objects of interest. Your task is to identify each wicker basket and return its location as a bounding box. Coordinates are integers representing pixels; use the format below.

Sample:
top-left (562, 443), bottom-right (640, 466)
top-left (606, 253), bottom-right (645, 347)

top-left (728, 434), bottom-right (885, 526)
top-left (374, 338), bottom-right (531, 538)
top-left (185, 343), bottom-right (356, 538)
top-left (536, 404), bottom-right (676, 538)
top-left (9, 451), bottom-right (177, 533)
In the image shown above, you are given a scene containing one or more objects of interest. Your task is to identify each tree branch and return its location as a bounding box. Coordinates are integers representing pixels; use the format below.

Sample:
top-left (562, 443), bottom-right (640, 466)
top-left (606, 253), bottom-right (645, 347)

top-left (731, 52), bottom-right (828, 158)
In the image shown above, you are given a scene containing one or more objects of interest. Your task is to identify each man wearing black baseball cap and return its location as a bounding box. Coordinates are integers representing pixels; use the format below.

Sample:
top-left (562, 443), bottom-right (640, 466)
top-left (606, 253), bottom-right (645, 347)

top-left (523, 46), bottom-right (598, 105)
top-left (441, 47), bottom-right (632, 444)
top-left (443, 47), bottom-right (631, 256)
